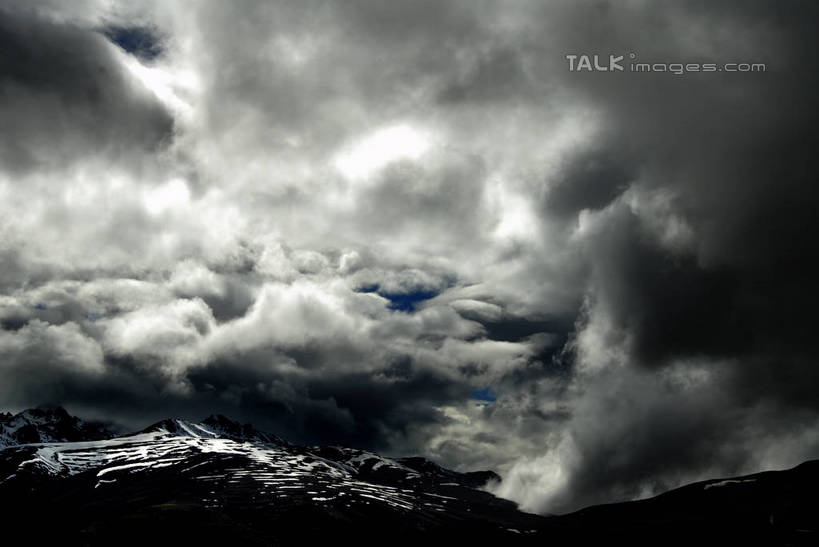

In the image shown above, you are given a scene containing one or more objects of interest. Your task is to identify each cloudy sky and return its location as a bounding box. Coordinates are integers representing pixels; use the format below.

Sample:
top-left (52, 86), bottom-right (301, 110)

top-left (1, 0), bottom-right (818, 514)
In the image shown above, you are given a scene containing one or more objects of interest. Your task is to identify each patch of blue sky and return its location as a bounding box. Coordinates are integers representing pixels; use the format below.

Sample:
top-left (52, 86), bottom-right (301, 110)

top-left (102, 26), bottom-right (163, 61)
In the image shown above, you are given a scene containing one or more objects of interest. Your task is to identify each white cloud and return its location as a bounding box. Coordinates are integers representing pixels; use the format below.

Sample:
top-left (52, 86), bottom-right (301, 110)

top-left (334, 124), bottom-right (433, 180)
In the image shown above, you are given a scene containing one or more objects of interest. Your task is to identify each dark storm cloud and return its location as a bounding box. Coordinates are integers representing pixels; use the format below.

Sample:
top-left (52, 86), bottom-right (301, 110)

top-left (1, 0), bottom-right (819, 518)
top-left (0, 9), bottom-right (173, 174)
top-left (543, 146), bottom-right (633, 218)
top-left (552, 0), bottom-right (819, 393)
top-left (495, 0), bottom-right (819, 513)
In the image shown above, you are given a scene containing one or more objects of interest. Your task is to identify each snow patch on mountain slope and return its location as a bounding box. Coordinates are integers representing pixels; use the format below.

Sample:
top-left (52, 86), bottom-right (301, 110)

top-left (0, 423), bottom-right (455, 515)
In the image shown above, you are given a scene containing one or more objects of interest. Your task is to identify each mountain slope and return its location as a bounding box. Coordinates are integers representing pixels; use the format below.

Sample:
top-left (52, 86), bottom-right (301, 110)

top-left (139, 415), bottom-right (287, 446)
top-left (0, 406), bottom-right (114, 449)
top-left (549, 459), bottom-right (819, 545)
top-left (0, 412), bottom-right (540, 545)
top-left (0, 408), bottom-right (816, 546)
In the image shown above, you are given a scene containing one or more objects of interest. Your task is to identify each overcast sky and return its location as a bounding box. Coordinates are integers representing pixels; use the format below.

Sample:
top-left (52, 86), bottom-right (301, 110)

top-left (1, 0), bottom-right (818, 514)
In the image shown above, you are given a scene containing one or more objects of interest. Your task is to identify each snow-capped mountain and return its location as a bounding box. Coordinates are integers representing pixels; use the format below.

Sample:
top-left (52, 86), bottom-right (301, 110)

top-left (0, 410), bottom-right (539, 545)
top-left (0, 406), bottom-right (114, 449)
top-left (0, 408), bottom-right (816, 546)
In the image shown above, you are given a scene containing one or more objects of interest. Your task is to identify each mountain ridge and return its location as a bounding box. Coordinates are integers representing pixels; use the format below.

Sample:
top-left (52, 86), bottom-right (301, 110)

top-left (0, 406), bottom-right (816, 545)
top-left (139, 415), bottom-right (289, 447)
top-left (0, 405), bottom-right (115, 450)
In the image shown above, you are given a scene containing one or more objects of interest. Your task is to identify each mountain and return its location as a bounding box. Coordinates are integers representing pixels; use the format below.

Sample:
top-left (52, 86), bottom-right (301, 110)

top-left (0, 410), bottom-right (540, 545)
top-left (307, 445), bottom-right (501, 488)
top-left (0, 407), bottom-right (816, 546)
top-left (549, 459), bottom-right (819, 545)
top-left (139, 415), bottom-right (287, 446)
top-left (0, 406), bottom-right (114, 449)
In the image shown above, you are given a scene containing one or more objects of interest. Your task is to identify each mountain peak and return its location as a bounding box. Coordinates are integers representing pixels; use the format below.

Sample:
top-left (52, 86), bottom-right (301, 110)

top-left (140, 415), bottom-right (287, 446)
top-left (201, 413), bottom-right (242, 432)
top-left (0, 406), bottom-right (114, 449)
top-left (140, 418), bottom-right (219, 439)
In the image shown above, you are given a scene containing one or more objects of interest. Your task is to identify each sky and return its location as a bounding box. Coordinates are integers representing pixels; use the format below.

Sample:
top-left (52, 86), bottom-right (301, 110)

top-left (1, 0), bottom-right (818, 515)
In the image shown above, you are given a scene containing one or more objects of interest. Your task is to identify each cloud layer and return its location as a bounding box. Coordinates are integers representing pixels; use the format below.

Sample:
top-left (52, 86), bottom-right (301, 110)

top-left (1, 0), bottom-right (818, 514)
